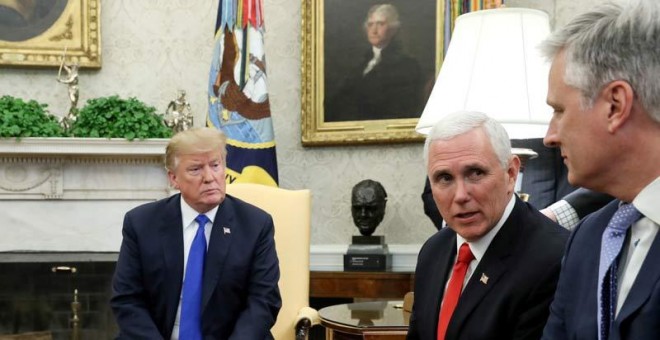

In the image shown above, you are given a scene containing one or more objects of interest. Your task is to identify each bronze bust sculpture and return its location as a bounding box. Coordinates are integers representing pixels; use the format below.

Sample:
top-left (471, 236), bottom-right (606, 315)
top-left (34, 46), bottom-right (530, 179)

top-left (345, 179), bottom-right (391, 271)
top-left (351, 179), bottom-right (387, 236)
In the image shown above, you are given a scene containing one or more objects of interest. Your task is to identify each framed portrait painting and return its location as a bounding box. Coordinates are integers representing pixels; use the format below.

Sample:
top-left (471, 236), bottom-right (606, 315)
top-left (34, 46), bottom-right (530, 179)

top-left (0, 0), bottom-right (101, 68)
top-left (302, 0), bottom-right (443, 146)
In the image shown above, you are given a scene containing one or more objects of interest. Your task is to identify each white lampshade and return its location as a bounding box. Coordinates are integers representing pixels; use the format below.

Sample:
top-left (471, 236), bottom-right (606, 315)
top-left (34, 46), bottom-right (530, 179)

top-left (416, 8), bottom-right (552, 139)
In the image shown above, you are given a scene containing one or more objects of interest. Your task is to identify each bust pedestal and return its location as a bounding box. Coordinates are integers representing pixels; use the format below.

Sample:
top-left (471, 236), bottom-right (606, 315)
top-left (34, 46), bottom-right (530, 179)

top-left (343, 235), bottom-right (392, 272)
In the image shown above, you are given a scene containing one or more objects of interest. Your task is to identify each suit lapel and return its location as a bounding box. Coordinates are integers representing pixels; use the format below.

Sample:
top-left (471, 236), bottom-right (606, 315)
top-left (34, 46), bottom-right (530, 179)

top-left (158, 195), bottom-right (185, 320)
top-left (202, 197), bottom-right (234, 311)
top-left (616, 226), bottom-right (660, 323)
top-left (431, 234), bottom-right (458, 327)
top-left (418, 232), bottom-right (456, 339)
top-left (446, 198), bottom-right (524, 336)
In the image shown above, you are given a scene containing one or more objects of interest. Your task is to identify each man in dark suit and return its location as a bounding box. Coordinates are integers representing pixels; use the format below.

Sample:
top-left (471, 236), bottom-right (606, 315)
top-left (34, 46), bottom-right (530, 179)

top-left (111, 127), bottom-right (281, 339)
top-left (325, 3), bottom-right (422, 122)
top-left (541, 0), bottom-right (660, 338)
top-left (408, 111), bottom-right (568, 340)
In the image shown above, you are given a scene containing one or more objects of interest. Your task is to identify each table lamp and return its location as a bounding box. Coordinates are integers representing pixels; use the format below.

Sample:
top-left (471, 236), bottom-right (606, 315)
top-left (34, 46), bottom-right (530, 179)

top-left (416, 8), bottom-right (552, 200)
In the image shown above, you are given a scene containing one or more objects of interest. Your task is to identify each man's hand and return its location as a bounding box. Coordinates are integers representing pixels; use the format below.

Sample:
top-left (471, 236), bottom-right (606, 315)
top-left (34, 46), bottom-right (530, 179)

top-left (541, 208), bottom-right (558, 222)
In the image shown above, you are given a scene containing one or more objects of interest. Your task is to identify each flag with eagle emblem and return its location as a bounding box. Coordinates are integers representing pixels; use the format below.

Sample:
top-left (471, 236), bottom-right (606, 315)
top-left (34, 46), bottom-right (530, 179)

top-left (207, 0), bottom-right (278, 186)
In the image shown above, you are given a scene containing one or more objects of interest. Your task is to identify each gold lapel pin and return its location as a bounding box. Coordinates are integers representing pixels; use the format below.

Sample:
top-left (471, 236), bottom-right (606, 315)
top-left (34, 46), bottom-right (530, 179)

top-left (480, 273), bottom-right (489, 285)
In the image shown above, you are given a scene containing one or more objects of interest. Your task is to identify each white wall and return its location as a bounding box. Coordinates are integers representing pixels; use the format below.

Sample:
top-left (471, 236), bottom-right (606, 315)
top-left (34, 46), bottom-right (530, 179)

top-left (0, 0), bottom-right (598, 246)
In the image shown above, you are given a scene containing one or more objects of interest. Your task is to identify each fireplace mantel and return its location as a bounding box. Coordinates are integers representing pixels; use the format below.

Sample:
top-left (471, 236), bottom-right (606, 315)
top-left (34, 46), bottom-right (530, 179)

top-left (0, 138), bottom-right (172, 253)
top-left (0, 137), bottom-right (169, 156)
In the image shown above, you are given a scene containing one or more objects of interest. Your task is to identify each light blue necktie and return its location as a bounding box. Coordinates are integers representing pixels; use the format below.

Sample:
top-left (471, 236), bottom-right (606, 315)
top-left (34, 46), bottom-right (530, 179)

top-left (597, 203), bottom-right (641, 340)
top-left (180, 214), bottom-right (209, 340)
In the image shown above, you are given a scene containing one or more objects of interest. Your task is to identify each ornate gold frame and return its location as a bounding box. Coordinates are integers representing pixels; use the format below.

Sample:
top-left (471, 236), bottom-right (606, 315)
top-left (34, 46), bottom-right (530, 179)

top-left (0, 0), bottom-right (101, 68)
top-left (301, 0), bottom-right (443, 146)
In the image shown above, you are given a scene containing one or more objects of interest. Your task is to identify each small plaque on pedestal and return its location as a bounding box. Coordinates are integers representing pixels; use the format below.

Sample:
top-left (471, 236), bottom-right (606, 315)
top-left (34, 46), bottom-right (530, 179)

top-left (343, 235), bottom-right (392, 272)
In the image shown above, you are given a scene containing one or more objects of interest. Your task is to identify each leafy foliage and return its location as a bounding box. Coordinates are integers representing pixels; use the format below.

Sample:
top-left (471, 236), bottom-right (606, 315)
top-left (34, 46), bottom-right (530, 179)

top-left (70, 96), bottom-right (172, 140)
top-left (0, 96), bottom-right (65, 138)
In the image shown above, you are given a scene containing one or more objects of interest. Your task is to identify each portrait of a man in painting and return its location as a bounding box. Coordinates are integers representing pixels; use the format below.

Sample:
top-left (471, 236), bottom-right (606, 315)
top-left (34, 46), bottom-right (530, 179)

top-left (323, 1), bottom-right (436, 123)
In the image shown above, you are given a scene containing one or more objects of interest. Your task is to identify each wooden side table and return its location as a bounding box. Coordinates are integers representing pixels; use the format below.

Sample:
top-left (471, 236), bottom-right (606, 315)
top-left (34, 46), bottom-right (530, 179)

top-left (319, 300), bottom-right (409, 339)
top-left (310, 271), bottom-right (414, 299)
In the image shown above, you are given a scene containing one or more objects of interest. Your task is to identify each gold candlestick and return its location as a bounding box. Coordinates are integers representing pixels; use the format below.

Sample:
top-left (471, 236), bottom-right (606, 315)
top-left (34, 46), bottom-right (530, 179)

top-left (70, 289), bottom-right (81, 340)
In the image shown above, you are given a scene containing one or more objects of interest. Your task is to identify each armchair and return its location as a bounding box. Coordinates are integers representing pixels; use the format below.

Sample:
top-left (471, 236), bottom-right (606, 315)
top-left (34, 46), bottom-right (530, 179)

top-left (226, 183), bottom-right (319, 339)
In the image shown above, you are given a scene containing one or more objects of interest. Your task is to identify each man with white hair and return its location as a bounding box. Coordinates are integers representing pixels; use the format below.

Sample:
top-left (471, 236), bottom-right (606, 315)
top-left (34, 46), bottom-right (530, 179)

top-left (541, 0), bottom-right (660, 338)
top-left (408, 111), bottom-right (568, 340)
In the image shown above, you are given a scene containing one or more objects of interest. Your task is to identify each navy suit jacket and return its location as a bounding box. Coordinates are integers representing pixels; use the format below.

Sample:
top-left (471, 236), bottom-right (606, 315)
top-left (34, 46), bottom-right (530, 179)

top-left (543, 200), bottom-right (660, 339)
top-left (408, 198), bottom-right (569, 340)
top-left (111, 194), bottom-right (281, 339)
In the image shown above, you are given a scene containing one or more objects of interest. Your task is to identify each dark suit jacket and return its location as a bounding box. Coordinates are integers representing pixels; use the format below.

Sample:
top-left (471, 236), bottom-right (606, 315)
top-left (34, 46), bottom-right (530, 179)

top-left (111, 194), bottom-right (281, 339)
top-left (325, 40), bottom-right (422, 122)
top-left (408, 198), bottom-right (569, 340)
top-left (542, 200), bottom-right (660, 340)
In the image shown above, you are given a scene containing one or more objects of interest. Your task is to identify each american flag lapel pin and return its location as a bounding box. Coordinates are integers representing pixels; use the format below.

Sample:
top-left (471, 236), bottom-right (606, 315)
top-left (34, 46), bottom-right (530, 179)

top-left (480, 273), bottom-right (489, 285)
top-left (223, 227), bottom-right (231, 235)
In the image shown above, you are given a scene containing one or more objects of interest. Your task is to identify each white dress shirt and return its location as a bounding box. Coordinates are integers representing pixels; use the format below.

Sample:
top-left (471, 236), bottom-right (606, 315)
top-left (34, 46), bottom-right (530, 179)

top-left (546, 199), bottom-right (580, 230)
top-left (616, 176), bottom-right (660, 314)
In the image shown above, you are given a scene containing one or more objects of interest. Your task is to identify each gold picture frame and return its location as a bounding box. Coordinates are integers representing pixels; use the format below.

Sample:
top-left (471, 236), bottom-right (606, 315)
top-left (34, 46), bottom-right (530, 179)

top-left (301, 0), bottom-right (443, 146)
top-left (0, 0), bottom-right (101, 68)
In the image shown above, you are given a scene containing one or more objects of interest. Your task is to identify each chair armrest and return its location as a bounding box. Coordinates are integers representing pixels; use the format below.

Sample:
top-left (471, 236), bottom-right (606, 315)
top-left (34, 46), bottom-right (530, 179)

top-left (295, 307), bottom-right (320, 340)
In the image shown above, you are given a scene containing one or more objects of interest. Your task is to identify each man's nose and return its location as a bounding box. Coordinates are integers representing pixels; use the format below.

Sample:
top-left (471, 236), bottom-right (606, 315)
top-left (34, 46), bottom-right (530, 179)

top-left (544, 117), bottom-right (559, 148)
top-left (453, 180), bottom-right (470, 203)
top-left (201, 165), bottom-right (214, 181)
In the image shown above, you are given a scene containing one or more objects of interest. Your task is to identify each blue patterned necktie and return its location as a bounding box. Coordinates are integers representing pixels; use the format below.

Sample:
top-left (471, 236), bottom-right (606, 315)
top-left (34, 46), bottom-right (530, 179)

top-left (597, 203), bottom-right (641, 340)
top-left (180, 214), bottom-right (209, 340)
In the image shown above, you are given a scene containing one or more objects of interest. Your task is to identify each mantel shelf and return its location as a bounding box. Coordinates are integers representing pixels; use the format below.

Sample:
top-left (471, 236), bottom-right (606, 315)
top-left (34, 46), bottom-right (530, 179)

top-left (0, 137), bottom-right (169, 156)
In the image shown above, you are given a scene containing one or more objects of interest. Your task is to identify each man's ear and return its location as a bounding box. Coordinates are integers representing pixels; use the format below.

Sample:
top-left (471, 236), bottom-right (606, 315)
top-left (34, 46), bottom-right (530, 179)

top-left (167, 170), bottom-right (179, 189)
top-left (508, 155), bottom-right (521, 188)
top-left (603, 80), bottom-right (634, 133)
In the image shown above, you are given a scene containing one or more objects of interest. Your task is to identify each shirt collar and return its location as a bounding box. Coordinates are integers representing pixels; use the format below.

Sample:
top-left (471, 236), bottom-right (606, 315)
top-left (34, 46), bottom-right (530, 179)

top-left (180, 198), bottom-right (218, 229)
top-left (371, 46), bottom-right (382, 60)
top-left (456, 194), bottom-right (516, 262)
top-left (633, 176), bottom-right (660, 225)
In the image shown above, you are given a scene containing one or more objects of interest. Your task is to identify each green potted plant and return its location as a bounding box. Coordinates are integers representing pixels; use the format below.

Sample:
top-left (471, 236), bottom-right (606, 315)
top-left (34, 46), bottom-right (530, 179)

top-left (70, 95), bottom-right (172, 140)
top-left (0, 95), bottom-right (65, 138)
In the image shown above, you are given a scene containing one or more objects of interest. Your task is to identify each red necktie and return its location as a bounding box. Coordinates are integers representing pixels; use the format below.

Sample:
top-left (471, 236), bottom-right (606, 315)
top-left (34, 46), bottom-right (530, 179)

top-left (437, 242), bottom-right (475, 340)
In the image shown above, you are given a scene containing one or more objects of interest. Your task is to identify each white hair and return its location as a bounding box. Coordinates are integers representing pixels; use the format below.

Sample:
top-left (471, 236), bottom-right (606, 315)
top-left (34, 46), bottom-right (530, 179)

top-left (540, 0), bottom-right (660, 123)
top-left (423, 111), bottom-right (512, 169)
top-left (364, 4), bottom-right (401, 30)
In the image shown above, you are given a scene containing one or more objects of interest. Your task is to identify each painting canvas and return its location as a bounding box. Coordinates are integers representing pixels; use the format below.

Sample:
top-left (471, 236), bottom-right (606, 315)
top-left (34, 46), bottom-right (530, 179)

top-left (302, 0), bottom-right (442, 145)
top-left (0, 0), bottom-right (101, 68)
